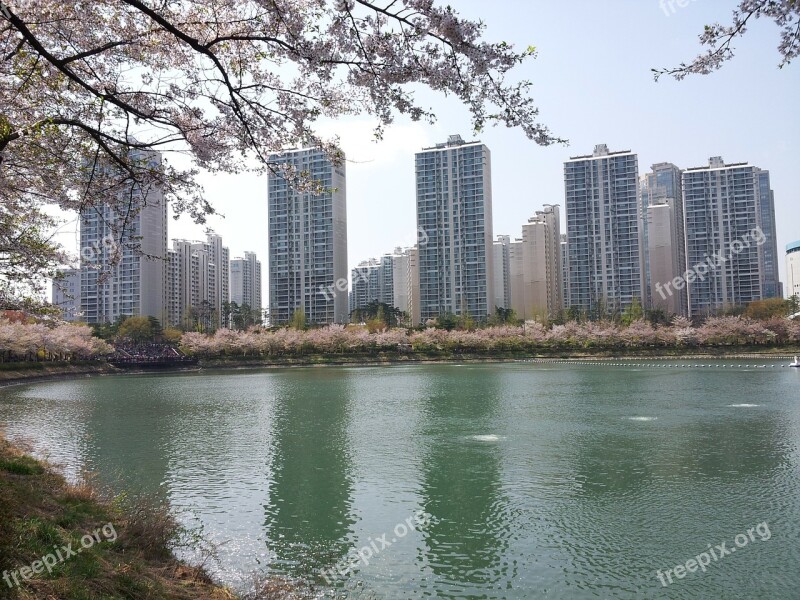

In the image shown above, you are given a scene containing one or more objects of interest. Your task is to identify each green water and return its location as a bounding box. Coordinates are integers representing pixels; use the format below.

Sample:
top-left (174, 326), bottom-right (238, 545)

top-left (1, 361), bottom-right (799, 598)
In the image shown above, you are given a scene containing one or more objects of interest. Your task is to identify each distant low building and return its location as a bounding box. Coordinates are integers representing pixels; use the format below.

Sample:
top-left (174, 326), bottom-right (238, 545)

top-left (787, 241), bottom-right (800, 300)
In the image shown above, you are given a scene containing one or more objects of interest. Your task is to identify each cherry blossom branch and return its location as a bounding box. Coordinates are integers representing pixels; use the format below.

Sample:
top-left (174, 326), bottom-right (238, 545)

top-left (654, 0), bottom-right (800, 80)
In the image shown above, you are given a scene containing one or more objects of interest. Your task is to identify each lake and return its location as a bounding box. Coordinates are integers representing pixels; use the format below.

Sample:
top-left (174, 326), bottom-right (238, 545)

top-left (1, 360), bottom-right (799, 598)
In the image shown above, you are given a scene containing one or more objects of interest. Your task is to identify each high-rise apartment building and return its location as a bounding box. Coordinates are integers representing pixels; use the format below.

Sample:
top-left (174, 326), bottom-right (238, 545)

top-left (560, 234), bottom-right (569, 311)
top-left (756, 170), bottom-right (782, 299)
top-left (564, 144), bottom-right (644, 314)
top-left (79, 150), bottom-right (167, 324)
top-left (416, 135), bottom-right (494, 321)
top-left (231, 251), bottom-right (262, 314)
top-left (166, 233), bottom-right (229, 329)
top-left (205, 232), bottom-right (230, 327)
top-left (349, 258), bottom-right (386, 314)
top-left (349, 260), bottom-right (374, 316)
top-left (51, 269), bottom-right (81, 322)
top-left (518, 205), bottom-right (563, 320)
top-left (787, 241), bottom-right (800, 301)
top-left (268, 148), bottom-right (348, 325)
top-left (640, 163), bottom-right (686, 314)
top-left (683, 157), bottom-right (781, 317)
top-left (492, 235), bottom-right (511, 311)
top-left (646, 200), bottom-right (684, 316)
top-left (509, 239), bottom-right (524, 318)
top-left (392, 247), bottom-right (420, 325)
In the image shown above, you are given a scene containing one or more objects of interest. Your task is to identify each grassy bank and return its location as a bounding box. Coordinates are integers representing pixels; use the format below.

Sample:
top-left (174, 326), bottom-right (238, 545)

top-left (0, 436), bottom-right (301, 600)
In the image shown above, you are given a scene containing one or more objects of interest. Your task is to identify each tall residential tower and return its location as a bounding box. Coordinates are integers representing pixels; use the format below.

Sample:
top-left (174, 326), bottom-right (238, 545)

top-left (230, 251), bottom-right (262, 314)
top-left (415, 135), bottom-right (494, 321)
top-left (564, 144), bottom-right (645, 315)
top-left (683, 157), bottom-right (781, 316)
top-left (78, 150), bottom-right (167, 324)
top-left (268, 148), bottom-right (348, 325)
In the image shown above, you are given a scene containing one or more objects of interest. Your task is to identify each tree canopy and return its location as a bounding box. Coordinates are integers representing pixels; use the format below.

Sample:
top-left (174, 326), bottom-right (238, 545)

top-left (1, 0), bottom-right (565, 288)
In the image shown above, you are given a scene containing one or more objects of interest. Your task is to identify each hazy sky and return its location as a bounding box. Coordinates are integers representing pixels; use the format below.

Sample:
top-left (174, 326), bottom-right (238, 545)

top-left (52, 0), bottom-right (800, 301)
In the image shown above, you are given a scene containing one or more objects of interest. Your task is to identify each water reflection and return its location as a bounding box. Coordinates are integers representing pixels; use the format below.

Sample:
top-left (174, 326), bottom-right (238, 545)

top-left (416, 367), bottom-right (517, 597)
top-left (263, 369), bottom-right (357, 581)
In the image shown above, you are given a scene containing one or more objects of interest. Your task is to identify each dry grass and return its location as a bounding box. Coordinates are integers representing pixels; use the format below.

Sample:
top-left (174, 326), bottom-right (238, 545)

top-left (0, 435), bottom-right (305, 600)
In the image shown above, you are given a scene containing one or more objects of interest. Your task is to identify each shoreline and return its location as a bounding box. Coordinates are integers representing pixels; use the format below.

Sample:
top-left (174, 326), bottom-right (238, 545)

top-left (0, 435), bottom-right (231, 599)
top-left (195, 346), bottom-right (800, 370)
top-left (0, 363), bottom-right (118, 388)
top-left (0, 346), bottom-right (797, 387)
top-left (0, 434), bottom-right (306, 599)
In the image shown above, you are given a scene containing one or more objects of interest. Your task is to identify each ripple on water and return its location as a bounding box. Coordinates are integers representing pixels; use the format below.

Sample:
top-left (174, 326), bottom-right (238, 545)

top-left (625, 416), bottom-right (658, 422)
top-left (728, 404), bottom-right (760, 408)
top-left (470, 434), bottom-right (506, 442)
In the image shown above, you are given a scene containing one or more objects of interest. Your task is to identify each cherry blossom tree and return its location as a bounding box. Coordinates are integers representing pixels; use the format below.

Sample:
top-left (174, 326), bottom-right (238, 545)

top-left (1, 0), bottom-right (563, 286)
top-left (0, 318), bottom-right (111, 360)
top-left (655, 0), bottom-right (800, 80)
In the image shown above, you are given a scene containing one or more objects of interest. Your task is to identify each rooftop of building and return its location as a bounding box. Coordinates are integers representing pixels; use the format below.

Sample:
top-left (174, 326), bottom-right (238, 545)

top-left (567, 144), bottom-right (633, 161)
top-left (685, 156), bottom-right (750, 171)
top-left (421, 134), bottom-right (482, 151)
top-left (787, 240), bottom-right (800, 254)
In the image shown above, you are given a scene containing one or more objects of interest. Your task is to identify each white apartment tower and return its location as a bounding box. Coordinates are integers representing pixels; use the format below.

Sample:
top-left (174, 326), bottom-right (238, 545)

top-left (166, 233), bottom-right (229, 329)
top-left (230, 251), bottom-right (262, 313)
top-left (683, 157), bottom-right (782, 316)
top-left (560, 234), bottom-right (569, 311)
top-left (79, 150), bottom-right (167, 324)
top-left (268, 148), bottom-right (348, 325)
top-left (564, 144), bottom-right (645, 315)
top-left (492, 235), bottom-right (511, 311)
top-left (415, 135), bottom-right (494, 321)
top-left (509, 239), bottom-right (524, 318)
top-left (391, 247), bottom-right (421, 325)
top-left (349, 258), bottom-right (384, 315)
top-left (205, 232), bottom-right (230, 327)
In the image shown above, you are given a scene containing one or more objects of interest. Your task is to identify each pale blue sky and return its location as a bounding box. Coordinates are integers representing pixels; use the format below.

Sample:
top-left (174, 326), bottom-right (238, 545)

top-left (58, 0), bottom-right (800, 300)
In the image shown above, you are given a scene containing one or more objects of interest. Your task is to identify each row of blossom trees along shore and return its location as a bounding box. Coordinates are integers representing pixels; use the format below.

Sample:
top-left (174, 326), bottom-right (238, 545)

top-left (180, 317), bottom-right (800, 357)
top-left (1, 303), bottom-right (800, 363)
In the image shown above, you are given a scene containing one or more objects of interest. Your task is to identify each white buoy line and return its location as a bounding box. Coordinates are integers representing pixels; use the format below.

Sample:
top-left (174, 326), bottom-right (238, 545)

top-left (526, 357), bottom-right (794, 370)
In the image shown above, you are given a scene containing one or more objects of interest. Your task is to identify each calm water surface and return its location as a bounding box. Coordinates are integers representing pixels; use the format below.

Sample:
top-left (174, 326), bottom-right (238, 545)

top-left (1, 361), bottom-right (799, 599)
